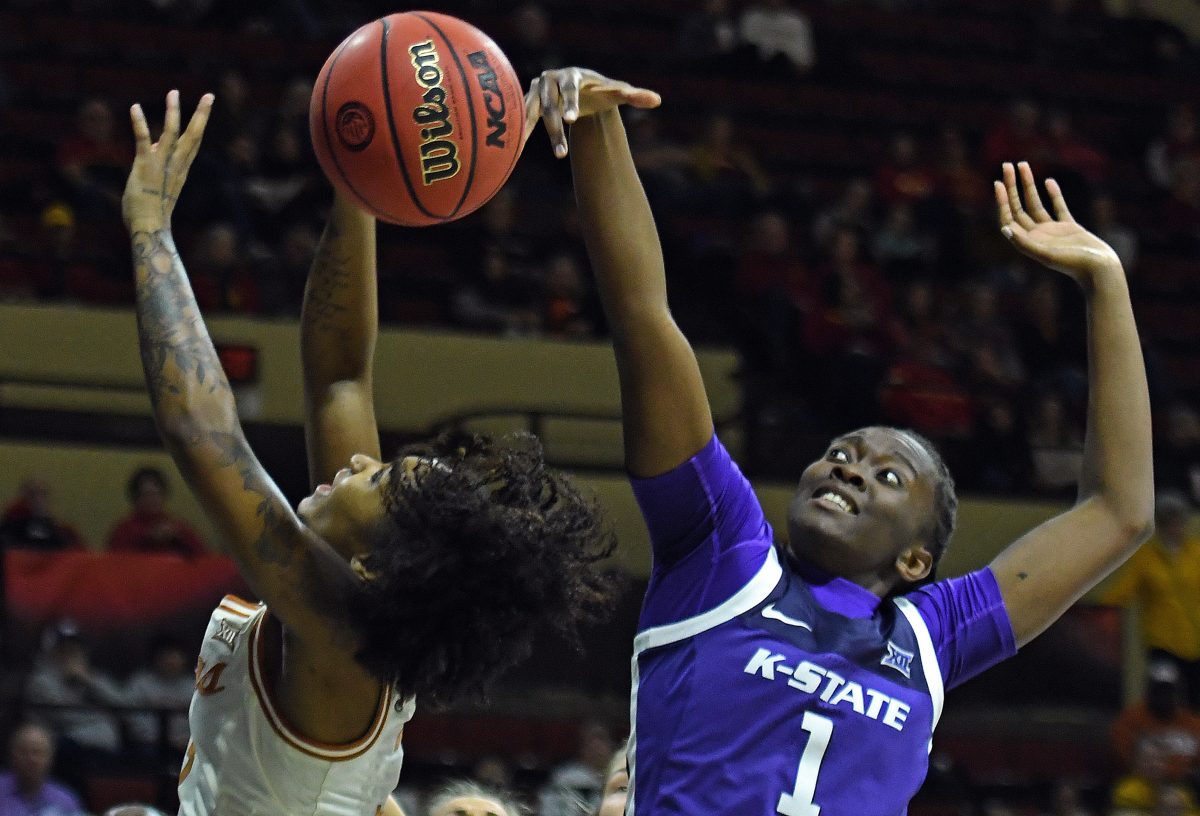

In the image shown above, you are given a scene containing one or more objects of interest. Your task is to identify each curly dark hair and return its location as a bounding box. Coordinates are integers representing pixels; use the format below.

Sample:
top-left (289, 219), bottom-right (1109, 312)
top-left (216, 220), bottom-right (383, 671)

top-left (347, 431), bottom-right (616, 706)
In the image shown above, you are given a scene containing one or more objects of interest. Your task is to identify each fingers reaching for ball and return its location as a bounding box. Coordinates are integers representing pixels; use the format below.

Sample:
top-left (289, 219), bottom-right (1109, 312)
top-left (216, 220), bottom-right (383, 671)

top-left (529, 67), bottom-right (661, 158)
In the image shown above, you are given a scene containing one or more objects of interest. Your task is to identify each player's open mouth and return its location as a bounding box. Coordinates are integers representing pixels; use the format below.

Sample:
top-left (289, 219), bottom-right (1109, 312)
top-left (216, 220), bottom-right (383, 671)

top-left (811, 487), bottom-right (858, 514)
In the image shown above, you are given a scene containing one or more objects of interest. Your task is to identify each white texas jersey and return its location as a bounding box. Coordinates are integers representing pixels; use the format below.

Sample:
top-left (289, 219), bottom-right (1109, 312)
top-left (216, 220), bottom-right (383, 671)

top-left (177, 595), bottom-right (415, 816)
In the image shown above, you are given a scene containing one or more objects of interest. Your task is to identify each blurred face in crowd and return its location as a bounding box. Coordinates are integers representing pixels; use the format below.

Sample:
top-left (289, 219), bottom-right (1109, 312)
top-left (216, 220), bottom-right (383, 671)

top-left (154, 646), bottom-right (188, 680)
top-left (134, 475), bottom-right (167, 515)
top-left (10, 724), bottom-right (54, 790)
top-left (429, 796), bottom-right (512, 816)
top-left (79, 99), bottom-right (115, 144)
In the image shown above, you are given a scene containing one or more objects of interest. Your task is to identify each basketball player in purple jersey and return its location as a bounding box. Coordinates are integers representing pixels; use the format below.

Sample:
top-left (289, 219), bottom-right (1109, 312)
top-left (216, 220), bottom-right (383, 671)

top-left (527, 68), bottom-right (1154, 815)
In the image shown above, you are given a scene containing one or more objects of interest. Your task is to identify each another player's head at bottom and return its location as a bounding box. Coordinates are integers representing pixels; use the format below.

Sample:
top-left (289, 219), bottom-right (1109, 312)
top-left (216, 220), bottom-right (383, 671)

top-left (786, 426), bottom-right (956, 593)
top-left (426, 779), bottom-right (527, 816)
top-left (296, 430), bottom-right (615, 705)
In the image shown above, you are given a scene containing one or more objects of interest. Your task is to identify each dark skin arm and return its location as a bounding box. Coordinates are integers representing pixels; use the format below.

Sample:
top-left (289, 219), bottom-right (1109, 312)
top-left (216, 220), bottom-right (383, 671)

top-left (301, 194), bottom-right (382, 487)
top-left (532, 68), bottom-right (710, 477)
top-left (989, 162), bottom-right (1154, 646)
top-left (122, 91), bottom-right (360, 655)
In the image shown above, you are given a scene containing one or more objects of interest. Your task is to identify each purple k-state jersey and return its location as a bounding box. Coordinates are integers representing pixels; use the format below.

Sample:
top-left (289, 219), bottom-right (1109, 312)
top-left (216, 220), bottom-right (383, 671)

top-left (628, 433), bottom-right (1016, 816)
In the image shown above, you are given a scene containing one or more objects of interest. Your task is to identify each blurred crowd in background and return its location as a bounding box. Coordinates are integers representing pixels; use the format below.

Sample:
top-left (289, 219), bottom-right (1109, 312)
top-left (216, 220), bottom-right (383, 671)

top-left (4, 0), bottom-right (1200, 814)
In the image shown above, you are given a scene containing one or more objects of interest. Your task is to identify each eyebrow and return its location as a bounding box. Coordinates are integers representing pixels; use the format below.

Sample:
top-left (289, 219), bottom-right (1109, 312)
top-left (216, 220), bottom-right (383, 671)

top-left (836, 434), bottom-right (918, 476)
top-left (370, 465), bottom-right (391, 486)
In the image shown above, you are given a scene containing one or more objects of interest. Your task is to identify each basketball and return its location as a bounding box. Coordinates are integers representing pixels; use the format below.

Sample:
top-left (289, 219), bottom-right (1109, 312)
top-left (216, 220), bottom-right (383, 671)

top-left (309, 11), bottom-right (525, 226)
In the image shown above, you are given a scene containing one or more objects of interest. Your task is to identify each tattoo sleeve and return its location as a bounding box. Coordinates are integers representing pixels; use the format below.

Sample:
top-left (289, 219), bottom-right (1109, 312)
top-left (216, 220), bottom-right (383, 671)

top-left (131, 228), bottom-right (302, 569)
top-left (132, 229), bottom-right (233, 416)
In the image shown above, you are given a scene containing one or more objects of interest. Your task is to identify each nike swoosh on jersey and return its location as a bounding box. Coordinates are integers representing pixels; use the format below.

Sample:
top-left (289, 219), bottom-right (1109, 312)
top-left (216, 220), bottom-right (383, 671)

top-left (761, 604), bottom-right (813, 630)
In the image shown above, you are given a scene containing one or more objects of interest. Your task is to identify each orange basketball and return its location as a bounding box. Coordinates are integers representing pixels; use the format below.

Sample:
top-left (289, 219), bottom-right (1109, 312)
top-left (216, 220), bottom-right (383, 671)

top-left (310, 11), bottom-right (525, 226)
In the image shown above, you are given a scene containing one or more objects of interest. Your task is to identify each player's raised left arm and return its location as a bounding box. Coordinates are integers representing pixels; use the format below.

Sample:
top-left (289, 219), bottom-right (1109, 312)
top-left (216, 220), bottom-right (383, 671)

top-left (989, 161), bottom-right (1154, 647)
top-left (301, 194), bottom-right (381, 488)
top-left (123, 91), bottom-right (358, 650)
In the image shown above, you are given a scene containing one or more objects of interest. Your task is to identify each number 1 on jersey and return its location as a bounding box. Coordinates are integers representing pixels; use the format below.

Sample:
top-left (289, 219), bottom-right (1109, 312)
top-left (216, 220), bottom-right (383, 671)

top-left (777, 712), bottom-right (833, 816)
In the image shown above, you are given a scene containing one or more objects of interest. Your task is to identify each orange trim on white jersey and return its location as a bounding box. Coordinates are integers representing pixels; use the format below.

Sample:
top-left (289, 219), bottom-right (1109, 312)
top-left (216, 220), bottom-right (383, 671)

top-left (220, 595), bottom-right (260, 617)
top-left (247, 611), bottom-right (391, 761)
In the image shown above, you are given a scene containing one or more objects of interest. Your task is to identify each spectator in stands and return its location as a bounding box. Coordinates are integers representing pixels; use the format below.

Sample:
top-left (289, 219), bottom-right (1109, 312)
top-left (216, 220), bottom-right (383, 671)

top-left (951, 280), bottom-right (1026, 402)
top-left (737, 0), bottom-right (816, 75)
top-left (1157, 158), bottom-right (1200, 254)
top-left (471, 756), bottom-right (515, 792)
top-left (812, 177), bottom-right (877, 249)
top-left (1046, 778), bottom-right (1093, 816)
top-left (1044, 109), bottom-right (1110, 187)
top-left (1111, 659), bottom-right (1200, 781)
top-left (537, 721), bottom-right (614, 816)
top-left (452, 190), bottom-right (542, 335)
top-left (24, 623), bottom-right (124, 788)
top-left (30, 202), bottom-right (129, 306)
top-left (505, 3), bottom-right (561, 84)
top-left (204, 70), bottom-right (264, 152)
top-left (1091, 192), bottom-right (1139, 272)
top-left (187, 223), bottom-right (261, 315)
top-left (961, 398), bottom-right (1033, 493)
top-left (428, 781), bottom-right (525, 816)
top-left (56, 98), bottom-right (133, 221)
top-left (1014, 277), bottom-right (1087, 397)
top-left (734, 210), bottom-right (813, 386)
top-left (684, 113), bottom-right (772, 213)
top-left (123, 635), bottom-right (194, 763)
top-left (260, 222), bottom-right (318, 317)
top-left (0, 477), bottom-right (84, 551)
top-left (873, 203), bottom-right (936, 282)
top-left (1156, 402), bottom-right (1200, 506)
top-left (542, 252), bottom-right (596, 340)
top-left (1111, 738), bottom-right (1172, 815)
top-left (105, 466), bottom-right (206, 557)
top-left (875, 132), bottom-right (937, 208)
top-left (625, 110), bottom-right (691, 206)
top-left (806, 225), bottom-right (899, 426)
top-left (879, 279), bottom-right (972, 440)
top-left (983, 99), bottom-right (1052, 171)
top-left (1147, 105), bottom-right (1200, 190)
top-left (1102, 493), bottom-right (1200, 705)
top-left (677, 0), bottom-right (738, 66)
top-left (1026, 390), bottom-right (1084, 496)
top-left (0, 722), bottom-right (84, 816)
top-left (244, 124), bottom-right (318, 242)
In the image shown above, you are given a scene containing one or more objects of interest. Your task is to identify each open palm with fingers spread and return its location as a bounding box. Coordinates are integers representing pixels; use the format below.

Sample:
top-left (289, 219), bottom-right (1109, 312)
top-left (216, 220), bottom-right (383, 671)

top-left (122, 90), bottom-right (215, 232)
top-left (994, 160), bottom-right (1121, 285)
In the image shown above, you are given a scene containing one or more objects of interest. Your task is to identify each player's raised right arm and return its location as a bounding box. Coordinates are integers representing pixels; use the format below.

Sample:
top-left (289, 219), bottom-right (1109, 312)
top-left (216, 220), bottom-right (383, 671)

top-left (123, 91), bottom-right (358, 650)
top-left (539, 68), bottom-right (712, 477)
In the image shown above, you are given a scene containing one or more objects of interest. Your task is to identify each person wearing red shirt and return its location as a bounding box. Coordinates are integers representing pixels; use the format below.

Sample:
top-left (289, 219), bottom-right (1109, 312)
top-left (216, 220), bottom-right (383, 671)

top-left (105, 467), bottom-right (206, 557)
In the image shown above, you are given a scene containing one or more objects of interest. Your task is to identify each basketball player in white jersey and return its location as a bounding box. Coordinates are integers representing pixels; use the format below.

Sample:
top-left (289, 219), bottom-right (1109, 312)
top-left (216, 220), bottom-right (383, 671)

top-left (120, 90), bottom-right (613, 816)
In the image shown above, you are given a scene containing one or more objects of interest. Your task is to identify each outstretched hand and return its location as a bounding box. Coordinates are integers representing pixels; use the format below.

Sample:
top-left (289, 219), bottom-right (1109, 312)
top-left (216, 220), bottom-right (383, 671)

top-left (122, 90), bottom-right (214, 232)
top-left (524, 67), bottom-right (661, 158)
top-left (995, 161), bottom-right (1121, 286)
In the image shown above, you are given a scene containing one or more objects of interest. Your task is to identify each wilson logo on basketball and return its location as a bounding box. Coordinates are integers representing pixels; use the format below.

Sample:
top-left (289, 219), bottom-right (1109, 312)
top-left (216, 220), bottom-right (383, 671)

top-left (335, 102), bottom-right (375, 152)
top-left (468, 50), bottom-right (507, 148)
top-left (194, 658), bottom-right (228, 696)
top-left (408, 39), bottom-right (461, 185)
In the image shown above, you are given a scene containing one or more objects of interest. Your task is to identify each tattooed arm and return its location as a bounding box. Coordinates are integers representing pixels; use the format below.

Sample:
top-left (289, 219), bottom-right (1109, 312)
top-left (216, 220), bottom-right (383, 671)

top-left (301, 195), bottom-right (381, 488)
top-left (123, 91), bottom-right (359, 650)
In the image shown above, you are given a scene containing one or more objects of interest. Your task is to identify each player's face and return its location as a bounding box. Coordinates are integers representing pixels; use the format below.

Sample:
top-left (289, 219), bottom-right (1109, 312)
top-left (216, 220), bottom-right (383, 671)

top-left (429, 796), bottom-right (511, 816)
top-left (296, 454), bottom-right (407, 556)
top-left (786, 427), bottom-right (937, 586)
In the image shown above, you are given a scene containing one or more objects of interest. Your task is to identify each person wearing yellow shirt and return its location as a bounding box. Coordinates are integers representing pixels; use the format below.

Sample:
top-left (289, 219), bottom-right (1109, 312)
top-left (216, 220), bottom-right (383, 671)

top-left (1103, 492), bottom-right (1200, 708)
